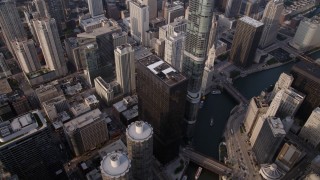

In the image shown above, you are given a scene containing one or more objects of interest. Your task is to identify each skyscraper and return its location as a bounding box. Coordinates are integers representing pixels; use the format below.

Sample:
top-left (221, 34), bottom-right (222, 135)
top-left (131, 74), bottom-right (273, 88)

top-left (0, 53), bottom-right (11, 78)
top-left (259, 0), bottom-right (284, 48)
top-left (33, 18), bottom-right (68, 77)
top-left (130, 1), bottom-right (149, 46)
top-left (269, 72), bottom-right (294, 101)
top-left (33, 0), bottom-right (48, 18)
top-left (299, 107), bottom-right (320, 148)
top-left (0, 0), bottom-right (26, 52)
top-left (225, 0), bottom-right (242, 18)
top-left (229, 16), bottom-right (264, 67)
top-left (13, 39), bottom-right (41, 74)
top-left (100, 151), bottom-right (131, 180)
top-left (182, 0), bottom-right (214, 138)
top-left (114, 44), bottom-right (136, 95)
top-left (141, 0), bottom-right (157, 20)
top-left (88, 0), bottom-right (104, 17)
top-left (136, 55), bottom-right (188, 164)
top-left (126, 121), bottom-right (153, 180)
top-left (164, 31), bottom-right (185, 71)
top-left (251, 116), bottom-right (286, 163)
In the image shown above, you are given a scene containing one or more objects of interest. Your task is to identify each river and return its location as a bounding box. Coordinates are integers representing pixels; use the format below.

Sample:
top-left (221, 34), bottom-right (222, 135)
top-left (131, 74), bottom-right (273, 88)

top-left (185, 61), bottom-right (296, 180)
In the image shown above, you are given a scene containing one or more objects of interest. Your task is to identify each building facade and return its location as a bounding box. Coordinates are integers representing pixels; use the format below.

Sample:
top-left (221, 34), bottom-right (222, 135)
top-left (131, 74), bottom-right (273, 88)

top-left (130, 1), bottom-right (149, 46)
top-left (100, 151), bottom-right (131, 180)
top-left (164, 31), bottom-right (185, 71)
top-left (88, 0), bottom-right (104, 17)
top-left (229, 16), bottom-right (264, 67)
top-left (225, 0), bottom-right (242, 18)
top-left (275, 143), bottom-right (303, 171)
top-left (136, 55), bottom-right (188, 164)
top-left (299, 107), bottom-right (320, 148)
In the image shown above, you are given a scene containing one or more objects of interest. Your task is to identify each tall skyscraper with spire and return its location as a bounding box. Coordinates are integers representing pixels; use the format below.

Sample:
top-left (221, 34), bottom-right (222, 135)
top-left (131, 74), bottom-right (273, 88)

top-left (182, 0), bottom-right (214, 138)
top-left (259, 0), bottom-right (284, 48)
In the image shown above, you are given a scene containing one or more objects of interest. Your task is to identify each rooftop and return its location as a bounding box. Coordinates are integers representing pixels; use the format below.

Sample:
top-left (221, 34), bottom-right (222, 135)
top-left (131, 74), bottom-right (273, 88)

top-left (168, 17), bottom-right (187, 27)
top-left (100, 151), bottom-right (131, 178)
top-left (77, 19), bottom-right (121, 38)
top-left (121, 105), bottom-right (138, 120)
top-left (240, 16), bottom-right (264, 28)
top-left (134, 46), bottom-right (152, 60)
top-left (42, 95), bottom-right (66, 107)
top-left (291, 60), bottom-right (320, 83)
top-left (64, 109), bottom-right (102, 134)
top-left (138, 55), bottom-right (187, 86)
top-left (112, 95), bottom-right (138, 113)
top-left (0, 79), bottom-right (12, 94)
top-left (126, 121), bottom-right (153, 142)
top-left (84, 95), bottom-right (99, 105)
top-left (267, 117), bottom-right (286, 137)
top-left (99, 139), bottom-right (127, 158)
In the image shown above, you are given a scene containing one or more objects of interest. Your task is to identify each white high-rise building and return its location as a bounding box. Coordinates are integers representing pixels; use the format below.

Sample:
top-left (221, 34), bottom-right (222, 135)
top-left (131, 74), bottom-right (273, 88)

top-left (266, 88), bottom-right (305, 118)
top-left (88, 0), bottom-right (104, 17)
top-left (290, 15), bottom-right (320, 51)
top-left (140, 0), bottom-right (157, 20)
top-left (13, 39), bottom-right (41, 74)
top-left (299, 107), bottom-right (320, 147)
top-left (126, 121), bottom-right (153, 180)
top-left (33, 18), bottom-right (67, 77)
top-left (164, 31), bottom-right (185, 71)
top-left (259, 0), bottom-right (284, 48)
top-left (100, 151), bottom-right (131, 180)
top-left (33, 0), bottom-right (48, 18)
top-left (269, 72), bottom-right (294, 101)
top-left (130, 1), bottom-right (149, 46)
top-left (114, 44), bottom-right (136, 95)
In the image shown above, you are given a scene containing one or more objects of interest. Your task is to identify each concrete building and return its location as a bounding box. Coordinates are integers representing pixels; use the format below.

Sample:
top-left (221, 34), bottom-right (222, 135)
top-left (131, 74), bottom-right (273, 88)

top-left (299, 107), bottom-right (320, 148)
top-left (88, 0), bottom-right (104, 17)
top-left (225, 0), bottom-right (242, 18)
top-left (291, 61), bottom-right (320, 121)
top-left (182, 0), bottom-right (214, 139)
top-left (159, 17), bottom-right (187, 40)
top-left (259, 164), bottom-right (285, 180)
top-left (114, 44), bottom-right (136, 95)
top-left (95, 77), bottom-right (121, 105)
top-left (42, 95), bottom-right (69, 120)
top-left (164, 31), bottom-right (185, 71)
top-left (83, 43), bottom-right (101, 86)
top-left (244, 96), bottom-right (269, 137)
top-left (64, 109), bottom-right (109, 156)
top-left (32, 18), bottom-right (67, 77)
top-left (10, 95), bottom-right (31, 116)
top-left (251, 116), bottom-right (286, 163)
top-left (266, 87), bottom-right (305, 119)
top-left (290, 15), bottom-right (320, 51)
top-left (0, 0), bottom-right (26, 53)
top-left (33, 0), bottom-right (48, 18)
top-left (136, 55), bottom-right (188, 164)
top-left (35, 82), bottom-right (64, 104)
top-left (140, 0), bottom-right (157, 20)
top-left (0, 53), bottom-right (11, 78)
top-left (112, 32), bottom-right (128, 48)
top-left (13, 39), bottom-right (41, 74)
top-left (269, 72), bottom-right (294, 101)
top-left (242, 0), bottom-right (260, 19)
top-left (152, 38), bottom-right (165, 59)
top-left (129, 1), bottom-right (149, 46)
top-left (259, 0), bottom-right (284, 48)
top-left (126, 121), bottom-right (153, 180)
top-left (0, 110), bottom-right (61, 179)
top-left (275, 143), bottom-right (303, 172)
top-left (229, 16), bottom-right (264, 67)
top-left (163, 1), bottom-right (184, 23)
top-left (100, 151), bottom-right (131, 180)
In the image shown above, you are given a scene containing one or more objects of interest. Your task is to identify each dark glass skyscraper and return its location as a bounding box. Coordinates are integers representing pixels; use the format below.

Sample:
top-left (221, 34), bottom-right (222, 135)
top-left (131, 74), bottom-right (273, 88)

top-left (182, 0), bottom-right (214, 139)
top-left (136, 55), bottom-right (188, 164)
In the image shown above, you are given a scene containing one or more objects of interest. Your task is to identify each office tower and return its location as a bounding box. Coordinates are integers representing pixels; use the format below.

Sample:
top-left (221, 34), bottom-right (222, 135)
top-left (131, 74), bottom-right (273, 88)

top-left (182, 0), bottom-right (214, 138)
top-left (164, 31), bottom-right (185, 71)
top-left (299, 107), bottom-right (320, 147)
top-left (136, 55), bottom-right (188, 164)
top-left (275, 143), bottom-right (303, 172)
top-left (83, 43), bottom-right (101, 85)
top-left (291, 61), bottom-right (320, 121)
top-left (0, 0), bottom-right (26, 52)
top-left (95, 76), bottom-right (121, 105)
top-left (251, 116), bottom-right (286, 163)
top-left (244, 96), bottom-right (269, 137)
top-left (130, 1), bottom-right (149, 46)
top-left (100, 151), bottom-right (131, 180)
top-left (88, 0), bottom-right (104, 17)
top-left (225, 0), bottom-right (242, 18)
top-left (13, 39), bottom-right (41, 74)
top-left (114, 44), bottom-right (136, 95)
top-left (42, 95), bottom-right (68, 120)
top-left (229, 16), bottom-right (264, 67)
top-left (33, 18), bottom-right (68, 77)
top-left (259, 0), bottom-right (284, 48)
top-left (290, 15), bottom-right (320, 51)
top-left (242, 0), bottom-right (260, 18)
top-left (266, 88), bottom-right (305, 118)
top-left (163, 1), bottom-right (184, 23)
top-left (269, 72), bottom-right (294, 101)
top-left (63, 109), bottom-right (109, 156)
top-left (0, 110), bottom-right (61, 179)
top-left (141, 0), bottom-right (157, 20)
top-left (126, 121), bottom-right (153, 180)
top-left (159, 17), bottom-right (187, 40)
top-left (33, 0), bottom-right (48, 18)
top-left (0, 53), bottom-right (11, 78)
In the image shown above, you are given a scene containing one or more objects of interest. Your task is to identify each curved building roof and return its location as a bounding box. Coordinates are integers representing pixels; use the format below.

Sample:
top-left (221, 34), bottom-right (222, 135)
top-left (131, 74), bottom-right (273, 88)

top-left (100, 151), bottom-right (131, 178)
top-left (305, 173), bottom-right (320, 180)
top-left (259, 164), bottom-right (284, 180)
top-left (126, 121), bottom-right (153, 142)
